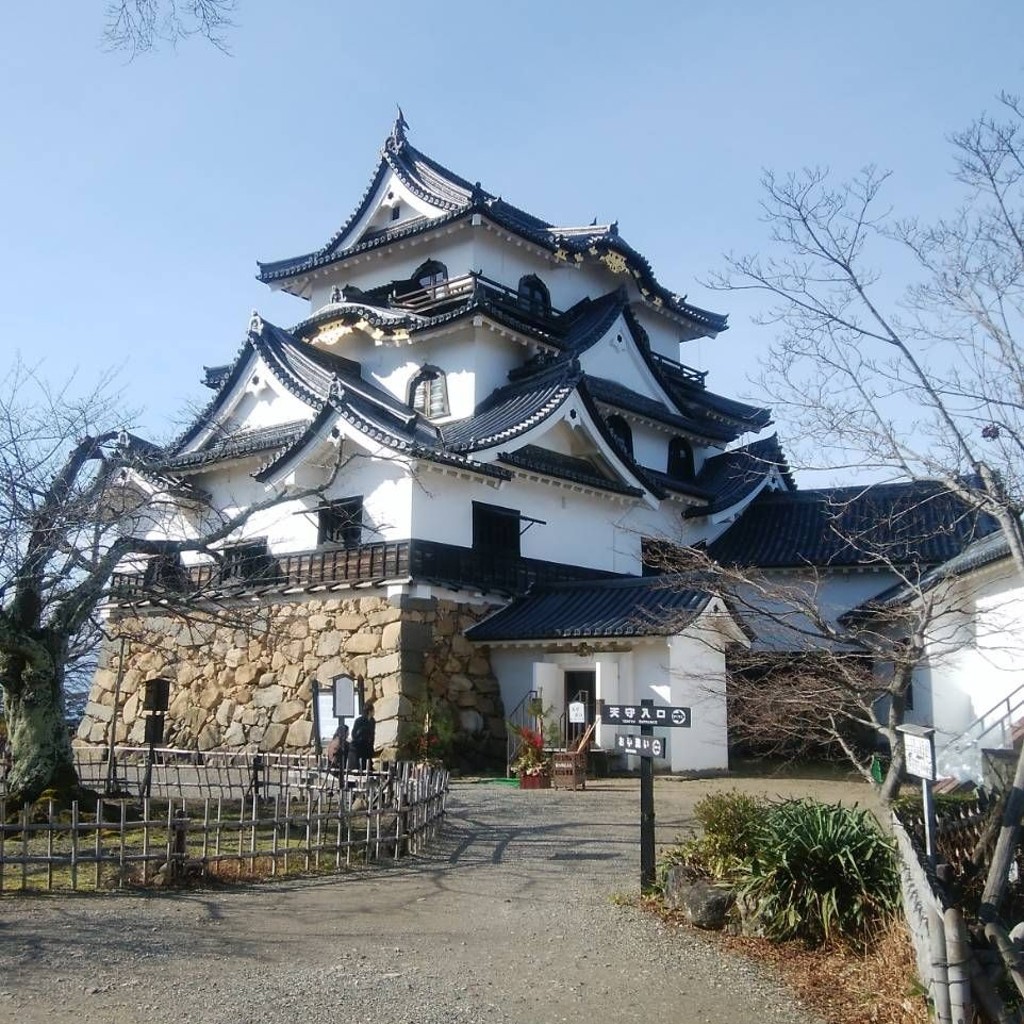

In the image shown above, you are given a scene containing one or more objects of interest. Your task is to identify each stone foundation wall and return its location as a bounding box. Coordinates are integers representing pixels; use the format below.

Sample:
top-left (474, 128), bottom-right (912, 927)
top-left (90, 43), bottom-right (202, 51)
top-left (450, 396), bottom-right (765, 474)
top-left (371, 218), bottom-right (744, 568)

top-left (78, 592), bottom-right (504, 764)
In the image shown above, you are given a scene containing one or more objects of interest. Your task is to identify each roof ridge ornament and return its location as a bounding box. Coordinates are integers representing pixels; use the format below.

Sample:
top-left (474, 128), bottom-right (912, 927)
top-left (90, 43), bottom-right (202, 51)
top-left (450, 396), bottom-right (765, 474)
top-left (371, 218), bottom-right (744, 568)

top-left (389, 107), bottom-right (409, 150)
top-left (249, 310), bottom-right (264, 335)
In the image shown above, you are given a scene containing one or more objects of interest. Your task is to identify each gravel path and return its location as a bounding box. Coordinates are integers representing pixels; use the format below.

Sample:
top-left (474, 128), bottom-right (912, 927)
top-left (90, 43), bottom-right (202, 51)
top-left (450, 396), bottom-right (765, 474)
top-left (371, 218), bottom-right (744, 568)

top-left (0, 776), bottom-right (865, 1024)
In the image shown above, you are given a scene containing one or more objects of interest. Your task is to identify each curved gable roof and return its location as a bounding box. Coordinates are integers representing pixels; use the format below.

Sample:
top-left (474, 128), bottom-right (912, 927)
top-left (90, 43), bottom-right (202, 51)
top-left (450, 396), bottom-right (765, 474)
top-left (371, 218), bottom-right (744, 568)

top-left (256, 117), bottom-right (727, 335)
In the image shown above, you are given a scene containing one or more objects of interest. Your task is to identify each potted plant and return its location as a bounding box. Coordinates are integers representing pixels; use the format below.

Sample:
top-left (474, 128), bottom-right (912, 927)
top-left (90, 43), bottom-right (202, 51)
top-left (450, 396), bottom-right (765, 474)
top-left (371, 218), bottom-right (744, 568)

top-left (509, 724), bottom-right (552, 788)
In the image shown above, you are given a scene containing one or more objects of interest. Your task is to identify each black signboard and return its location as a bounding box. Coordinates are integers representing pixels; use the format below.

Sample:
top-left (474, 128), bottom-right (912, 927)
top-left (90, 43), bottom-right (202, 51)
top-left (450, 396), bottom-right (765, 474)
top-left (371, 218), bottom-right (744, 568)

top-left (601, 703), bottom-right (690, 728)
top-left (615, 733), bottom-right (667, 758)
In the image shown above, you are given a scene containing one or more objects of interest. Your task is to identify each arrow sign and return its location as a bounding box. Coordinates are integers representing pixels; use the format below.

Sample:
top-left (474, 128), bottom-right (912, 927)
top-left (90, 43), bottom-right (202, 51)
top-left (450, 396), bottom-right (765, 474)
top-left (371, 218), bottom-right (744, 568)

top-left (601, 703), bottom-right (691, 728)
top-left (615, 733), bottom-right (667, 758)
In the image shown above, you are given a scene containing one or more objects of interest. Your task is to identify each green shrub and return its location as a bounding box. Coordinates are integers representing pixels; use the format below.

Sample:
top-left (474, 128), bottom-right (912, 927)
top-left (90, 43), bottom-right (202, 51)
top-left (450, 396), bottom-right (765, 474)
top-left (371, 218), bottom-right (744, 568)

top-left (661, 791), bottom-right (765, 881)
top-left (735, 799), bottom-right (900, 948)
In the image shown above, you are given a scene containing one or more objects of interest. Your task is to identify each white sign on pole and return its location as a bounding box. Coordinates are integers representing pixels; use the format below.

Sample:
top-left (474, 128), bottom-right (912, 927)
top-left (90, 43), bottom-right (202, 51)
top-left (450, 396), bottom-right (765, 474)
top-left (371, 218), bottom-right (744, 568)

top-left (568, 701), bottom-right (586, 724)
top-left (317, 691), bottom-right (336, 739)
top-left (902, 732), bottom-right (936, 781)
top-left (333, 675), bottom-right (355, 719)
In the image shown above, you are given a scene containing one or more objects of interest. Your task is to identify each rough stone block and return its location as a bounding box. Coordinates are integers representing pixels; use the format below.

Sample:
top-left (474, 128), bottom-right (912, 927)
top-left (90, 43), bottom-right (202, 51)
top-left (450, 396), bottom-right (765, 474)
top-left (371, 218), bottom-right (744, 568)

top-left (215, 698), bottom-right (237, 727)
top-left (334, 613), bottom-right (367, 631)
top-left (272, 699), bottom-right (307, 724)
top-left (286, 719), bottom-right (312, 748)
top-left (261, 722), bottom-right (288, 750)
top-left (367, 652), bottom-right (400, 678)
top-left (197, 723), bottom-right (222, 752)
top-left (367, 606), bottom-right (402, 627)
top-left (252, 684), bottom-right (285, 709)
top-left (316, 633), bottom-right (342, 657)
top-left (344, 632), bottom-right (379, 654)
top-left (84, 700), bottom-right (113, 724)
top-left (222, 721), bottom-right (246, 747)
top-left (459, 709), bottom-right (484, 734)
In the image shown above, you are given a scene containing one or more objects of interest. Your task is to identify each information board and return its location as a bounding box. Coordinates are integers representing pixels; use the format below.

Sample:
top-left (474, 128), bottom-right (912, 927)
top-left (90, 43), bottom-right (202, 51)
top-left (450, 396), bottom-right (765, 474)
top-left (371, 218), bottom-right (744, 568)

top-left (903, 731), bottom-right (936, 781)
top-left (614, 733), bottom-right (667, 758)
top-left (602, 704), bottom-right (690, 728)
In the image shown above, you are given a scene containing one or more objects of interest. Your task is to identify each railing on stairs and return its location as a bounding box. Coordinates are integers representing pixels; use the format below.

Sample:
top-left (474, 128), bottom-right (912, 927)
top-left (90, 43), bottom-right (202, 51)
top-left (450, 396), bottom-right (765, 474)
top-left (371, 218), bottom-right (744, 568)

top-left (506, 689), bottom-right (540, 777)
top-left (937, 681), bottom-right (1024, 781)
top-left (556, 690), bottom-right (592, 751)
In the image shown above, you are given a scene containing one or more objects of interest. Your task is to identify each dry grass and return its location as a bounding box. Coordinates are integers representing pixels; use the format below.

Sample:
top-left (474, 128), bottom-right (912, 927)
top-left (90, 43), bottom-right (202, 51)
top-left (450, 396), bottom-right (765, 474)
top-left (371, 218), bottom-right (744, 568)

top-left (647, 900), bottom-right (929, 1024)
top-left (719, 920), bottom-right (929, 1024)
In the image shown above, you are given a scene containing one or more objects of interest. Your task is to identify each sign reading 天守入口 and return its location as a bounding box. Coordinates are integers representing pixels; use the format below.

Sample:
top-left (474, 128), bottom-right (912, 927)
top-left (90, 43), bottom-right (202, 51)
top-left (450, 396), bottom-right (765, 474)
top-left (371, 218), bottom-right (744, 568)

top-left (600, 704), bottom-right (691, 728)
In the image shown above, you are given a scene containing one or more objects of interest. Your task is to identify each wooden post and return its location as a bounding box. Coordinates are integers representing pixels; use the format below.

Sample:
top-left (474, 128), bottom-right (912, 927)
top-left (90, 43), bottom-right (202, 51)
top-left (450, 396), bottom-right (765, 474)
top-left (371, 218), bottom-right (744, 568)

top-left (944, 906), bottom-right (973, 1024)
top-left (640, 698), bottom-right (656, 893)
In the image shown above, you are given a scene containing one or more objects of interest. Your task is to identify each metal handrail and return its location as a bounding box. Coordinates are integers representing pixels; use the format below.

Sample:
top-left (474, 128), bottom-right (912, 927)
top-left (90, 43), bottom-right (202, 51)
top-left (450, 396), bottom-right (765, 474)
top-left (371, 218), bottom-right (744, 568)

top-left (506, 689), bottom-right (539, 777)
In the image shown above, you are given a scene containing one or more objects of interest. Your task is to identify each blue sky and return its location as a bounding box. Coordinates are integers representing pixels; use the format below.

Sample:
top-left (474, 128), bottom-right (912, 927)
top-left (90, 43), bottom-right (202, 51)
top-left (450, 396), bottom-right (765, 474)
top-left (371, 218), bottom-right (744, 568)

top-left (2, 2), bottom-right (1022, 471)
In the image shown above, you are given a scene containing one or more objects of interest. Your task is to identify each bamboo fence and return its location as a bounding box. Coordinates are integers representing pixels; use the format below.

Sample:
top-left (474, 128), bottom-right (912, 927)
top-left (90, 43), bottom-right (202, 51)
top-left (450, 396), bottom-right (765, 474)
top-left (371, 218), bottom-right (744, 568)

top-left (0, 761), bottom-right (448, 894)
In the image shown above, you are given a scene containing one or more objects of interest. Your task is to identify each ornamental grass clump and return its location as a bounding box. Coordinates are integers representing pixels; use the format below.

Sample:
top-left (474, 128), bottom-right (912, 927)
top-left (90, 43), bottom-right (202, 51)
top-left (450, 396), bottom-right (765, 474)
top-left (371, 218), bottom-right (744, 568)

top-left (735, 799), bottom-right (900, 949)
top-left (662, 791), bottom-right (764, 881)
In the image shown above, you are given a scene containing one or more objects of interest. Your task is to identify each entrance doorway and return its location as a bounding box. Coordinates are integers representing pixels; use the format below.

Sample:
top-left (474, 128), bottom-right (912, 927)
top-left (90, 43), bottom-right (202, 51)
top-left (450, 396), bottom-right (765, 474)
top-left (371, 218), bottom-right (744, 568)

top-left (564, 670), bottom-right (595, 747)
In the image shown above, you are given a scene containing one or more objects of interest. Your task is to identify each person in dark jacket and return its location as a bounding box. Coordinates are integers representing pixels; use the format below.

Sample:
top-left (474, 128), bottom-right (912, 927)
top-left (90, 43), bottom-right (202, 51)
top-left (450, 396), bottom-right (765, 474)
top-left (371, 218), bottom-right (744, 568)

top-left (347, 702), bottom-right (376, 770)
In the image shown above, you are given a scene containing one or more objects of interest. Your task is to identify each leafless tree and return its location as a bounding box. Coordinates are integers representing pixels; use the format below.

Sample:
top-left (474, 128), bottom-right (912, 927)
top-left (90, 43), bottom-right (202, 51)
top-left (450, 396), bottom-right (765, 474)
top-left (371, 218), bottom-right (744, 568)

top-left (711, 90), bottom-right (1024, 927)
top-left (103, 0), bottom-right (237, 58)
top-left (648, 488), bottom-right (987, 806)
top-left (0, 360), bottom-right (331, 806)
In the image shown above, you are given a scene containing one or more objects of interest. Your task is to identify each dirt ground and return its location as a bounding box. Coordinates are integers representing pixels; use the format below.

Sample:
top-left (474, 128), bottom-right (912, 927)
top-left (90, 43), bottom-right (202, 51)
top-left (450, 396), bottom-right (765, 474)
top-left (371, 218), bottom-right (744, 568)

top-left (0, 768), bottom-right (881, 1024)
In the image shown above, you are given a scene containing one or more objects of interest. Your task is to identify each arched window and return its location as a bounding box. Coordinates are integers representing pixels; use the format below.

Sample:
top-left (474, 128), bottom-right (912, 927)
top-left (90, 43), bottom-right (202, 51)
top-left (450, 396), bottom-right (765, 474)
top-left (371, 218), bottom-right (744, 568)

top-left (606, 415), bottom-right (633, 457)
top-left (667, 436), bottom-right (695, 479)
top-left (409, 366), bottom-right (449, 418)
top-left (413, 259), bottom-right (448, 295)
top-left (517, 274), bottom-right (550, 316)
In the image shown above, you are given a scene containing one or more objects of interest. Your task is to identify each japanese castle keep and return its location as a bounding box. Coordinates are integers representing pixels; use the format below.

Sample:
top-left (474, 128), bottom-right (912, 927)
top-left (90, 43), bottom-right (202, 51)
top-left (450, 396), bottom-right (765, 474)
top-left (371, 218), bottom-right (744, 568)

top-left (77, 116), bottom-right (855, 771)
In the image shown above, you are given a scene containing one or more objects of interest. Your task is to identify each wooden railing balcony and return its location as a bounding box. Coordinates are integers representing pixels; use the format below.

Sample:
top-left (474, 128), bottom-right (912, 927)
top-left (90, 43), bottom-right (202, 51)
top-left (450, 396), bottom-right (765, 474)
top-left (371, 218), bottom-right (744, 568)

top-left (109, 539), bottom-right (616, 600)
top-left (390, 273), bottom-right (565, 335)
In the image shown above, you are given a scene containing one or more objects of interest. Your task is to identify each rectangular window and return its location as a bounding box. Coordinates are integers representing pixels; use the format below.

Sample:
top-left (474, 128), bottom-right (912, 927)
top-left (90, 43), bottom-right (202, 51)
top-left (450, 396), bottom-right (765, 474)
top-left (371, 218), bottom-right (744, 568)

top-left (220, 540), bottom-right (272, 583)
top-left (472, 502), bottom-right (521, 557)
top-left (318, 497), bottom-right (363, 548)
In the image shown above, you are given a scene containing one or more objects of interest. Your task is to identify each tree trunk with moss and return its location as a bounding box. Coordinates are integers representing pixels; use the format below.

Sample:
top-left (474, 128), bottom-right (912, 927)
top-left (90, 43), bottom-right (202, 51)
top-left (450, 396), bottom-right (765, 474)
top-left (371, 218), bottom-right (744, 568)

top-left (1, 624), bottom-right (77, 805)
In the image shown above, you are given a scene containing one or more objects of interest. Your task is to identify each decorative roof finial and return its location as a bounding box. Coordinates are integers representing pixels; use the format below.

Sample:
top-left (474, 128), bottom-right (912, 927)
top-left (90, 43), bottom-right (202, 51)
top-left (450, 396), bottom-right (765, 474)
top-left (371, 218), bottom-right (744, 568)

top-left (116, 427), bottom-right (130, 450)
top-left (329, 285), bottom-right (342, 304)
top-left (249, 310), bottom-right (263, 335)
top-left (390, 106), bottom-right (409, 148)
top-left (328, 373), bottom-right (342, 399)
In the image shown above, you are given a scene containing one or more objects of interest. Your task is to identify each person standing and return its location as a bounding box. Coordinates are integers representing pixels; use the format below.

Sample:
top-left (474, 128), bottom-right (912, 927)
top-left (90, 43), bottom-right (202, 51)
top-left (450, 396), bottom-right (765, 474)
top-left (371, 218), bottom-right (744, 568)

top-left (326, 722), bottom-right (348, 775)
top-left (348, 701), bottom-right (376, 771)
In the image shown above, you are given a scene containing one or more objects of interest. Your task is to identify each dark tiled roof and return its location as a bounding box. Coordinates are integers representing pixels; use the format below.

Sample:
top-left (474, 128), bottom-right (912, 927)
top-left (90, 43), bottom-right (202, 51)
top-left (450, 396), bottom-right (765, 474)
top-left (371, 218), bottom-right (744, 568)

top-left (162, 421), bottom-right (310, 470)
top-left (497, 445), bottom-right (644, 497)
top-left (441, 360), bottom-right (580, 452)
top-left (465, 575), bottom-right (712, 642)
top-left (256, 117), bottom-right (726, 334)
top-left (585, 375), bottom-right (736, 443)
top-left (708, 479), bottom-right (1001, 569)
top-left (686, 435), bottom-right (791, 517)
top-left (168, 315), bottom-right (508, 484)
top-left (652, 351), bottom-right (772, 432)
top-left (851, 528), bottom-right (1013, 614)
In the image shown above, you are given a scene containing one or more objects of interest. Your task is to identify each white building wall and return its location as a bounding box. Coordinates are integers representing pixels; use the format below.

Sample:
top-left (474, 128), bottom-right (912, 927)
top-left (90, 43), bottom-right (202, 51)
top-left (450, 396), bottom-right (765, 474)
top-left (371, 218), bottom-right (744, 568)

top-left (308, 234), bottom-right (478, 312)
top-left (922, 567), bottom-right (1024, 777)
top-left (410, 467), bottom-right (647, 573)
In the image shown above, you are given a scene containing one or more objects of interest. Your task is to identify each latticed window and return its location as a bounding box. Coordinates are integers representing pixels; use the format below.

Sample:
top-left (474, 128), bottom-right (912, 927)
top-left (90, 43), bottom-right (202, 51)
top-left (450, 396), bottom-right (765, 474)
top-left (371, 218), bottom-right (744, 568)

top-left (318, 497), bottom-right (363, 548)
top-left (517, 274), bottom-right (550, 316)
top-left (414, 259), bottom-right (448, 295)
top-left (409, 367), bottom-right (449, 418)
top-left (220, 540), bottom-right (272, 583)
top-left (667, 436), bottom-right (695, 479)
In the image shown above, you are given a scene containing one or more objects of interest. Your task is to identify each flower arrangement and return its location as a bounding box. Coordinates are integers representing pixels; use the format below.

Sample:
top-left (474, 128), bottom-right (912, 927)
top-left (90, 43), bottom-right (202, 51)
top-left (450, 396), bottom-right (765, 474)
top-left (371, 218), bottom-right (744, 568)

top-left (509, 724), bottom-right (551, 778)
